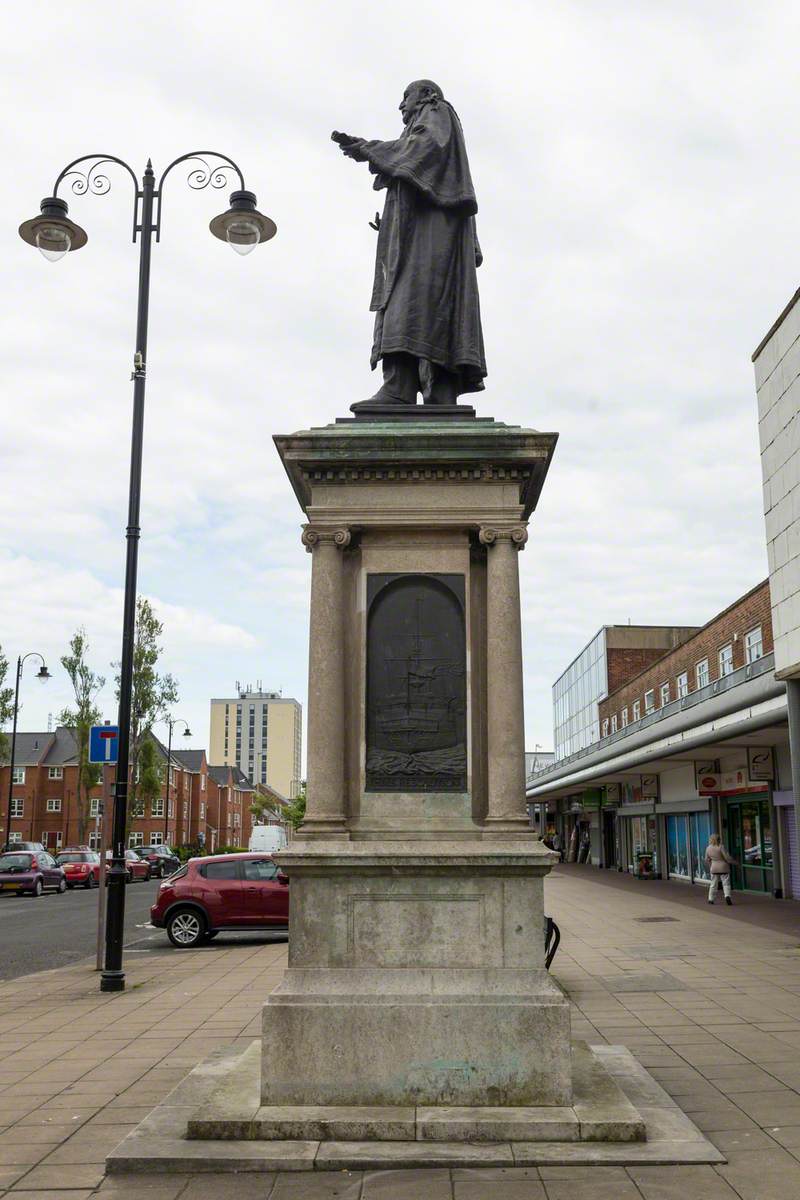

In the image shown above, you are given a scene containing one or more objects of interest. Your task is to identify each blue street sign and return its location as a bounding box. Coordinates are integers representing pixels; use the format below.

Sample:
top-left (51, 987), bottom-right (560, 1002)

top-left (89, 724), bottom-right (119, 764)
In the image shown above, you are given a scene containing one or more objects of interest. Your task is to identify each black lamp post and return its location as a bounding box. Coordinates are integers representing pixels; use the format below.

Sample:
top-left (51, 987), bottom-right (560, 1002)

top-left (19, 153), bottom-right (275, 992)
top-left (163, 717), bottom-right (191, 845)
top-left (4, 653), bottom-right (50, 851)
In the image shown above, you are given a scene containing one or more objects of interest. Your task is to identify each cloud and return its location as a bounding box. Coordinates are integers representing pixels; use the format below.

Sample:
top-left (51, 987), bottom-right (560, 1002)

top-left (0, 0), bottom-right (787, 756)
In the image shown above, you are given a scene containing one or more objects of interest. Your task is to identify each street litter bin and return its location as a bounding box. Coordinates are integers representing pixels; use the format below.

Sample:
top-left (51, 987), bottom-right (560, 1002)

top-left (636, 851), bottom-right (654, 879)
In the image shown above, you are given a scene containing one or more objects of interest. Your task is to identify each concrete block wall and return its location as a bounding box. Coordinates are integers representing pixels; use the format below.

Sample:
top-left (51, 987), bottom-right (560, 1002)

top-left (755, 291), bottom-right (800, 678)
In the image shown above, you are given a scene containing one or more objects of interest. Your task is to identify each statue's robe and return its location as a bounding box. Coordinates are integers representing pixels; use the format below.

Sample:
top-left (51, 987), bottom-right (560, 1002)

top-left (360, 99), bottom-right (486, 395)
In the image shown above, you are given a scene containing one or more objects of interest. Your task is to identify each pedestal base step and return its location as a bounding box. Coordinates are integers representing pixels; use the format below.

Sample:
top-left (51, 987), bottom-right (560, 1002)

top-left (186, 1040), bottom-right (644, 1143)
top-left (106, 1041), bottom-right (725, 1173)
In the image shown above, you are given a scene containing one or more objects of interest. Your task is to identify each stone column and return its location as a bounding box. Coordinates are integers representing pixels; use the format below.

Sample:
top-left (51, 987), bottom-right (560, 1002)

top-left (479, 525), bottom-right (529, 831)
top-left (300, 526), bottom-right (350, 838)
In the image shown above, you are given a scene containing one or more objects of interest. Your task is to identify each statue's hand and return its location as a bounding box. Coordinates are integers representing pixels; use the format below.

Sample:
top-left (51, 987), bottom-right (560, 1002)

top-left (332, 131), bottom-right (367, 161)
top-left (369, 212), bottom-right (381, 232)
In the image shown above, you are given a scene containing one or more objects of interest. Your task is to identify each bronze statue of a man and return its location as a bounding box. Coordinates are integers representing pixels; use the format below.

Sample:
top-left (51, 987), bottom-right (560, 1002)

top-left (333, 80), bottom-right (486, 409)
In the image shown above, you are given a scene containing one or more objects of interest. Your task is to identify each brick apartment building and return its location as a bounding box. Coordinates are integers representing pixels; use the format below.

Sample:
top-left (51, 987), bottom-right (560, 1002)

top-left (599, 581), bottom-right (772, 735)
top-left (0, 728), bottom-right (254, 853)
top-left (529, 579), bottom-right (797, 899)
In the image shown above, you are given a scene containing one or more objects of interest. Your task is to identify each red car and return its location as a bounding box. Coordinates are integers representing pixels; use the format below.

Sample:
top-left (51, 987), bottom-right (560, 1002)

top-left (104, 849), bottom-right (152, 883)
top-left (56, 849), bottom-right (102, 889)
top-left (150, 852), bottom-right (289, 947)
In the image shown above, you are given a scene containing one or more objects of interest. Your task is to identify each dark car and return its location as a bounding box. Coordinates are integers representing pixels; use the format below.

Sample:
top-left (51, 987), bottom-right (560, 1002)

top-left (103, 849), bottom-right (152, 883)
top-left (3, 841), bottom-right (46, 853)
top-left (135, 845), bottom-right (180, 878)
top-left (56, 850), bottom-right (102, 889)
top-left (0, 851), bottom-right (66, 897)
top-left (150, 852), bottom-right (289, 947)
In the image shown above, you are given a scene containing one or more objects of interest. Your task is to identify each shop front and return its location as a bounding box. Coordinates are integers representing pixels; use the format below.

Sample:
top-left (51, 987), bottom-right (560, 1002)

top-left (724, 794), bottom-right (774, 894)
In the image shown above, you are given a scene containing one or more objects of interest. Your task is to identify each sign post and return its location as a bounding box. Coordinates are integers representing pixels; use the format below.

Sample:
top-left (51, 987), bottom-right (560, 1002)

top-left (90, 725), bottom-right (119, 971)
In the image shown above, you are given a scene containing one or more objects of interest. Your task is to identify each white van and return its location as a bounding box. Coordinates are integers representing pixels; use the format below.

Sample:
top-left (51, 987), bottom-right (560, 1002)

top-left (249, 825), bottom-right (288, 854)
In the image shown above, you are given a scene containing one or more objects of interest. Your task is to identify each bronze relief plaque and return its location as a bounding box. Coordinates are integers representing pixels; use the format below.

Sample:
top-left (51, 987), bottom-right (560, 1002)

top-left (365, 574), bottom-right (466, 792)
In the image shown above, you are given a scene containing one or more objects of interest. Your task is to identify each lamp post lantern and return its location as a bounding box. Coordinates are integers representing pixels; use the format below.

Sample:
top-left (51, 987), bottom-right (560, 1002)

top-left (19, 152), bottom-right (275, 992)
top-left (4, 653), bottom-right (50, 851)
top-left (163, 717), bottom-right (191, 845)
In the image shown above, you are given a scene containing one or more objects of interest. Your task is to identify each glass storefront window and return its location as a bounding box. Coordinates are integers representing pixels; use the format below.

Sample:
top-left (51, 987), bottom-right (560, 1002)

top-left (667, 815), bottom-right (691, 879)
top-left (691, 812), bottom-right (711, 881)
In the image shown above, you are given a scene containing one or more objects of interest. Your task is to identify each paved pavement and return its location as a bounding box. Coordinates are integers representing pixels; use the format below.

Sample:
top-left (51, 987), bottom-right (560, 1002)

top-left (0, 879), bottom-right (161, 982)
top-left (1, 864), bottom-right (800, 1197)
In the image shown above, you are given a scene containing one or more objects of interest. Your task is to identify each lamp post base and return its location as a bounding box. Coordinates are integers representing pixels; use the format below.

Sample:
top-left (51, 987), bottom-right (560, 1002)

top-left (100, 971), bottom-right (125, 992)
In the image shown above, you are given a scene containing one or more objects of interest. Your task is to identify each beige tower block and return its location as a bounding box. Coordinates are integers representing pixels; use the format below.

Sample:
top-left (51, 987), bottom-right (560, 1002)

top-left (267, 416), bottom-right (568, 1109)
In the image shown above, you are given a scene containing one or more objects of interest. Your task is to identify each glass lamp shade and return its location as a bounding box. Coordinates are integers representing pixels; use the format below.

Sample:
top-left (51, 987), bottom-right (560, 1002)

top-left (36, 665), bottom-right (51, 681)
top-left (209, 190), bottom-right (276, 252)
top-left (35, 224), bottom-right (72, 262)
top-left (19, 198), bottom-right (87, 259)
top-left (226, 218), bottom-right (261, 255)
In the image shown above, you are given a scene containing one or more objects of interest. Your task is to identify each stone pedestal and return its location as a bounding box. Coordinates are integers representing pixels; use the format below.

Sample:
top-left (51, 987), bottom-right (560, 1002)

top-left (266, 416), bottom-right (570, 1112)
top-left (106, 413), bottom-right (724, 1174)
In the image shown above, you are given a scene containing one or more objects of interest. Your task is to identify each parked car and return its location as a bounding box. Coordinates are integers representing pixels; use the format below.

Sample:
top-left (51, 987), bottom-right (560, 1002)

top-left (56, 850), bottom-right (102, 889)
top-left (2, 841), bottom-right (46, 853)
top-left (135, 845), bottom-right (180, 878)
top-left (104, 849), bottom-right (152, 883)
top-left (0, 850), bottom-right (66, 896)
top-left (150, 852), bottom-right (289, 947)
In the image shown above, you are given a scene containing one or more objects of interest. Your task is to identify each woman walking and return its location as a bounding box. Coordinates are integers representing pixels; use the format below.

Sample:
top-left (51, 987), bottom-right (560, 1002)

top-left (705, 833), bottom-right (736, 905)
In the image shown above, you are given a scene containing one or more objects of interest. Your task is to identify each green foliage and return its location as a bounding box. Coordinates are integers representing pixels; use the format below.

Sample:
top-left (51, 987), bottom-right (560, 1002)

top-left (115, 598), bottom-right (178, 835)
top-left (250, 780), bottom-right (306, 831)
top-left (0, 644), bottom-right (13, 764)
top-left (58, 629), bottom-right (104, 844)
top-left (137, 736), bottom-right (164, 812)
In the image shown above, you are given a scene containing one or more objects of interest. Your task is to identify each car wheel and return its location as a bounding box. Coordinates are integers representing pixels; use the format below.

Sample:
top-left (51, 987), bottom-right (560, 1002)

top-left (166, 908), bottom-right (206, 948)
top-left (32, 878), bottom-right (43, 897)
top-left (57, 877), bottom-right (67, 893)
top-left (125, 870), bottom-right (133, 884)
top-left (144, 867), bottom-right (152, 882)
top-left (85, 874), bottom-right (96, 889)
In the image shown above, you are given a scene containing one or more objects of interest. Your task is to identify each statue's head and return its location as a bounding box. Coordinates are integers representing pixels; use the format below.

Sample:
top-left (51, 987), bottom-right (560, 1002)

top-left (400, 79), bottom-right (444, 125)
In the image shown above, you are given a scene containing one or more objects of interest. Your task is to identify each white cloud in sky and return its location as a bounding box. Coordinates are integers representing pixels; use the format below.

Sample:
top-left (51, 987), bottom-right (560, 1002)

top-left (0, 0), bottom-right (792, 755)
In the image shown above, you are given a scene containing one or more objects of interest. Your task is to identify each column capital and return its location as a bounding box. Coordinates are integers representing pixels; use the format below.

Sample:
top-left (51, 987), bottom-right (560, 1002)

top-left (301, 526), bottom-right (351, 553)
top-left (478, 525), bottom-right (528, 550)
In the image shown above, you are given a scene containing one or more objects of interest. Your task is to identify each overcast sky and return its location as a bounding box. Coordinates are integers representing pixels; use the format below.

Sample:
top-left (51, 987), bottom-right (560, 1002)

top-left (1, 0), bottom-right (795, 761)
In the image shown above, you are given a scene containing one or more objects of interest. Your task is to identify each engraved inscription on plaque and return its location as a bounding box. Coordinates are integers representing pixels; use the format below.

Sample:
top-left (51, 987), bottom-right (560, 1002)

top-left (365, 574), bottom-right (467, 792)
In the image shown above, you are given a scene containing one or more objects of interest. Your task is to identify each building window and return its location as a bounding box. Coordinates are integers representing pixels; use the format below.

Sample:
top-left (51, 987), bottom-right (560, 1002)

top-left (150, 832), bottom-right (163, 845)
top-left (601, 718), bottom-right (609, 737)
top-left (48, 767), bottom-right (63, 780)
top-left (132, 800), bottom-right (145, 817)
top-left (11, 767), bottom-right (25, 785)
top-left (610, 714), bottom-right (618, 733)
top-left (696, 659), bottom-right (709, 689)
top-left (632, 700), bottom-right (641, 721)
top-left (90, 797), bottom-right (101, 817)
top-left (201, 774), bottom-right (206, 792)
top-left (200, 803), bottom-right (205, 819)
top-left (168, 799), bottom-right (174, 817)
top-left (129, 832), bottom-right (144, 847)
top-left (644, 689), bottom-right (655, 714)
top-left (676, 671), bottom-right (689, 698)
top-left (46, 798), bottom-right (61, 812)
top-left (660, 682), bottom-right (670, 707)
top-left (43, 831), bottom-right (63, 849)
top-left (719, 644), bottom-right (734, 677)
top-left (745, 626), bottom-right (763, 663)
top-left (151, 798), bottom-right (164, 818)
top-left (10, 798), bottom-right (23, 818)
top-left (183, 803), bottom-right (188, 820)
top-left (621, 707), bottom-right (629, 728)
top-left (7, 832), bottom-right (22, 844)
top-left (89, 831), bottom-right (102, 850)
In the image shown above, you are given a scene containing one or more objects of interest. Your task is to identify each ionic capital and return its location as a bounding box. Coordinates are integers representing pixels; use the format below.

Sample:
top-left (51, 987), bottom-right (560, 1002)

top-left (478, 525), bottom-right (528, 550)
top-left (301, 526), bottom-right (351, 553)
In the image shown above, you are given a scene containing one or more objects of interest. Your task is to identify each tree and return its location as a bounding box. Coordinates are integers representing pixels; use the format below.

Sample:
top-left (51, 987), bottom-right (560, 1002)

top-left (0, 644), bottom-right (14, 765)
top-left (251, 781), bottom-right (306, 831)
top-left (58, 629), bottom-right (105, 845)
top-left (115, 598), bottom-right (178, 839)
top-left (137, 736), bottom-right (164, 828)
